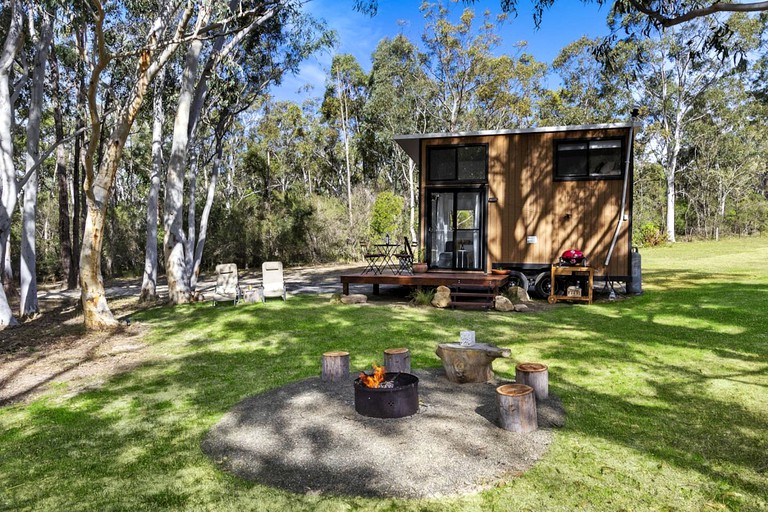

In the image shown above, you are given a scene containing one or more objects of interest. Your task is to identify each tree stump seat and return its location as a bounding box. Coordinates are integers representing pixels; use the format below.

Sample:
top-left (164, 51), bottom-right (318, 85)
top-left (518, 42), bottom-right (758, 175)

top-left (496, 383), bottom-right (538, 432)
top-left (321, 351), bottom-right (350, 382)
top-left (435, 342), bottom-right (511, 383)
top-left (383, 347), bottom-right (411, 373)
top-left (515, 362), bottom-right (549, 399)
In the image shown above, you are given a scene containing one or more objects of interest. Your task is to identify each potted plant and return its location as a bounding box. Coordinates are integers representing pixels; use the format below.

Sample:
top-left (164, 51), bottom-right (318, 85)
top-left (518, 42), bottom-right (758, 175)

top-left (412, 248), bottom-right (428, 273)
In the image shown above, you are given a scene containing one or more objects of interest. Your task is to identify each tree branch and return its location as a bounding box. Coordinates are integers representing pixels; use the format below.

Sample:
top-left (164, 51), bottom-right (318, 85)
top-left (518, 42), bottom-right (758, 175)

top-left (626, 0), bottom-right (768, 28)
top-left (17, 126), bottom-right (88, 189)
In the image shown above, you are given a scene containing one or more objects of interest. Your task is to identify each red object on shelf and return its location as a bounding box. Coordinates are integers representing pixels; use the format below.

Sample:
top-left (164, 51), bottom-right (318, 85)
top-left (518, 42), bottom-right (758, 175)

top-left (559, 249), bottom-right (586, 266)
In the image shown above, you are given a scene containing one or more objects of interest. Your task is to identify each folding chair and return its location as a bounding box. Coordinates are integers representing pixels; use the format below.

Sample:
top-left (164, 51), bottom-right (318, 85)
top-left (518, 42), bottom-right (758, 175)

top-left (361, 243), bottom-right (384, 274)
top-left (396, 237), bottom-right (414, 275)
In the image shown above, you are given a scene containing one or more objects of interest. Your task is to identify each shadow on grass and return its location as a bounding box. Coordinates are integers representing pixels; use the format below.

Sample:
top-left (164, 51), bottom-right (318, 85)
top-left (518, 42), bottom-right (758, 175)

top-left (1, 270), bottom-right (767, 508)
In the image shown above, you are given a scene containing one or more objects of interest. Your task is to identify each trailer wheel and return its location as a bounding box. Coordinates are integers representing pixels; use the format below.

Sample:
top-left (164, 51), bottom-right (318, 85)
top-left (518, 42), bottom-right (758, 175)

top-left (533, 272), bottom-right (552, 299)
top-left (507, 271), bottom-right (529, 292)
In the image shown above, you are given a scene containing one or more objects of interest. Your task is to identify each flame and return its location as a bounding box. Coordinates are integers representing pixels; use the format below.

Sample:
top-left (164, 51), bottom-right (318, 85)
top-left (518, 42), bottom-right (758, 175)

top-left (358, 363), bottom-right (386, 388)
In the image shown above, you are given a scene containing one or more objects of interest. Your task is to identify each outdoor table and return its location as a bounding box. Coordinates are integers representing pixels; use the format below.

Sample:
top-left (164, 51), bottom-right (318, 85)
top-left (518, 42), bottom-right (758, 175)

top-left (373, 243), bottom-right (402, 274)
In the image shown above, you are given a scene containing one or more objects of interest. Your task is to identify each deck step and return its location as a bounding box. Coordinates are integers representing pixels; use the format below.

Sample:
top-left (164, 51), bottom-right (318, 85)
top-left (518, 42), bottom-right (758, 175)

top-left (449, 301), bottom-right (493, 310)
top-left (449, 284), bottom-right (496, 310)
top-left (450, 292), bottom-right (496, 298)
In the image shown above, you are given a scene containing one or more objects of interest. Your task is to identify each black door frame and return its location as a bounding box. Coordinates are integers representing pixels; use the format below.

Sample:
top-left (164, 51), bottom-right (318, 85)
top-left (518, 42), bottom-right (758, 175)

top-left (425, 185), bottom-right (487, 272)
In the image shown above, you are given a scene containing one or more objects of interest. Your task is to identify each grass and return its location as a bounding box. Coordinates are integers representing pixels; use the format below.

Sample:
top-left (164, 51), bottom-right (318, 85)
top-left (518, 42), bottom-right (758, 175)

top-left (1, 237), bottom-right (767, 511)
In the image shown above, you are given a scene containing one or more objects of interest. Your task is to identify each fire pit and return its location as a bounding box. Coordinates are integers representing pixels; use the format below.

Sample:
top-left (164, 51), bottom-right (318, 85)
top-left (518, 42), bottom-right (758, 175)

top-left (354, 369), bottom-right (419, 419)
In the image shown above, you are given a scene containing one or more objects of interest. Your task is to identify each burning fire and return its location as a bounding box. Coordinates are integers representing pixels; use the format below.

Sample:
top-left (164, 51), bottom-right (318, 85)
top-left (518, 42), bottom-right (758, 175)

top-left (358, 363), bottom-right (386, 388)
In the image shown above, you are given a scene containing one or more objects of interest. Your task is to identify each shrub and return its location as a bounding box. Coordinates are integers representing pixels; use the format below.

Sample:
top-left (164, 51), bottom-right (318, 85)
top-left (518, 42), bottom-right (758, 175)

top-left (409, 287), bottom-right (435, 306)
top-left (369, 191), bottom-right (404, 241)
top-left (635, 222), bottom-right (665, 247)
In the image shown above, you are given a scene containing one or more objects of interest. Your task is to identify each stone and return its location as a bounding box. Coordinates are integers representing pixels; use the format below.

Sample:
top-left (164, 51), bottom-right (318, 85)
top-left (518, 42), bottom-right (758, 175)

top-left (431, 285), bottom-right (451, 308)
top-left (494, 295), bottom-right (515, 312)
top-left (341, 294), bottom-right (367, 304)
top-left (510, 285), bottom-right (531, 302)
top-left (514, 304), bottom-right (530, 312)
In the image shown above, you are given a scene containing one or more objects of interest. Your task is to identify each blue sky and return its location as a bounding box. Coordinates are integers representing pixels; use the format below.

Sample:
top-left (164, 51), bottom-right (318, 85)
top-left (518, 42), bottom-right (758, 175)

top-left (271, 0), bottom-right (615, 102)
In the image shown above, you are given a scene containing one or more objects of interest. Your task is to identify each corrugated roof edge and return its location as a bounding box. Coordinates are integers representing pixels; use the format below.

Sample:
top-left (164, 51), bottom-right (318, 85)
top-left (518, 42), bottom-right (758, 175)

top-left (392, 122), bottom-right (640, 162)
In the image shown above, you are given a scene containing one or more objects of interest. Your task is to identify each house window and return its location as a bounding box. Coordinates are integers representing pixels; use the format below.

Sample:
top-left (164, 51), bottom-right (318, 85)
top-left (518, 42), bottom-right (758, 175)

top-left (428, 144), bottom-right (487, 182)
top-left (555, 138), bottom-right (623, 180)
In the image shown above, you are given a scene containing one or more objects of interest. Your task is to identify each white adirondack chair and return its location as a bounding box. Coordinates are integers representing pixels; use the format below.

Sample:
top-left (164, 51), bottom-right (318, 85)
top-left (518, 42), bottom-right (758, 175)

top-left (262, 261), bottom-right (287, 301)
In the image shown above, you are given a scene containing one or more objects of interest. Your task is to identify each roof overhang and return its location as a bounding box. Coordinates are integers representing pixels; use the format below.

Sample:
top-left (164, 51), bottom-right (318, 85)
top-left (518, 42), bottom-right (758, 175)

top-left (393, 122), bottom-right (639, 162)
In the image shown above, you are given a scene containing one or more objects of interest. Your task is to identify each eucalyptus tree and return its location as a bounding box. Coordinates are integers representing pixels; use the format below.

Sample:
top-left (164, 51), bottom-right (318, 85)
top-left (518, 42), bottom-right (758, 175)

top-left (19, 4), bottom-right (54, 318)
top-left (250, 99), bottom-right (309, 198)
top-left (139, 67), bottom-right (166, 303)
top-left (77, 0), bottom-right (215, 328)
top-left (0, 0), bottom-right (24, 327)
top-left (321, 54), bottom-right (368, 225)
top-left (681, 75), bottom-right (766, 240)
top-left (365, 34), bottom-right (435, 240)
top-left (50, 33), bottom-right (79, 291)
top-left (470, 45), bottom-right (547, 129)
top-left (0, 1), bottom-right (65, 325)
top-left (420, 1), bottom-right (508, 132)
top-left (632, 15), bottom-right (763, 242)
top-left (162, 1), bottom-right (331, 304)
top-left (538, 36), bottom-right (632, 125)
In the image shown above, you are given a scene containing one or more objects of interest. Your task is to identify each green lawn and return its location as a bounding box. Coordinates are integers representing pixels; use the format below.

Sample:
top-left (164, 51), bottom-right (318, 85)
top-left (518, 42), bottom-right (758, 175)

top-left (1, 237), bottom-right (767, 511)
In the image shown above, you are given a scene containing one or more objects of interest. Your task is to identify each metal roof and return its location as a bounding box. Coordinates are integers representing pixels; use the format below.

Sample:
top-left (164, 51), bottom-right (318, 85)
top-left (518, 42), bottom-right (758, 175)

top-left (392, 122), bottom-right (638, 162)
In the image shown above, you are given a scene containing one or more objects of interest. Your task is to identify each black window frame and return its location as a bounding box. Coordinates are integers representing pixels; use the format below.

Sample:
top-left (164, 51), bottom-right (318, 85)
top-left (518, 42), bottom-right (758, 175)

top-left (426, 143), bottom-right (489, 183)
top-left (554, 137), bottom-right (625, 181)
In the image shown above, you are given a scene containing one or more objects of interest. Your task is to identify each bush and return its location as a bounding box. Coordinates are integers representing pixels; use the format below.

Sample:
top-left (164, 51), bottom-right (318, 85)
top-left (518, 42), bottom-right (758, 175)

top-left (635, 222), bottom-right (665, 247)
top-left (369, 191), bottom-right (404, 241)
top-left (409, 287), bottom-right (435, 306)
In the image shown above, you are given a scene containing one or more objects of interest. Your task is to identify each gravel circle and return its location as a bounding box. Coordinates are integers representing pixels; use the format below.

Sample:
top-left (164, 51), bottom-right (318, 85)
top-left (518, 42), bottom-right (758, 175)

top-left (202, 368), bottom-right (565, 499)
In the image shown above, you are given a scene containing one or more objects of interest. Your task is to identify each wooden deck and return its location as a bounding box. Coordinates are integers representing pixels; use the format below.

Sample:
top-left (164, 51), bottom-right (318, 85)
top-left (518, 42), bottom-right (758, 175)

top-left (340, 271), bottom-right (509, 295)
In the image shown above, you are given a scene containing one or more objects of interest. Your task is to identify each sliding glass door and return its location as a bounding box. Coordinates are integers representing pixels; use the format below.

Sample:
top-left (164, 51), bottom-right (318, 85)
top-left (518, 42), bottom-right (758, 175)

top-left (427, 189), bottom-right (485, 271)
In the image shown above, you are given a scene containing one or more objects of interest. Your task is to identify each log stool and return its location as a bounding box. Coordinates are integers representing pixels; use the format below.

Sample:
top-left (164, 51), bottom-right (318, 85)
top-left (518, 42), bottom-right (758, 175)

top-left (383, 347), bottom-right (411, 373)
top-left (496, 383), bottom-right (538, 433)
top-left (321, 351), bottom-right (350, 382)
top-left (515, 362), bottom-right (549, 400)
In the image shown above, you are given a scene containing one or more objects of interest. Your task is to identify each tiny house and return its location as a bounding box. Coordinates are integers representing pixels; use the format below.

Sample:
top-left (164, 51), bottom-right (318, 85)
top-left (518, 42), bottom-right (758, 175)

top-left (394, 122), bottom-right (638, 296)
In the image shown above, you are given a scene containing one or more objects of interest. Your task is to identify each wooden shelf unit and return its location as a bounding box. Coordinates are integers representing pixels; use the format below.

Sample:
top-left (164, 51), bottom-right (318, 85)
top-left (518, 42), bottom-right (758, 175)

top-left (548, 265), bottom-right (593, 305)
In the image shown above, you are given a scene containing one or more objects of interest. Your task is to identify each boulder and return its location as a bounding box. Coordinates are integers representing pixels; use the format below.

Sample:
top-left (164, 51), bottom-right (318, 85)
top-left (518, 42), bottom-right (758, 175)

top-left (494, 295), bottom-right (515, 312)
top-left (341, 293), bottom-right (367, 304)
top-left (431, 285), bottom-right (452, 308)
top-left (510, 285), bottom-right (531, 303)
top-left (514, 303), bottom-right (530, 312)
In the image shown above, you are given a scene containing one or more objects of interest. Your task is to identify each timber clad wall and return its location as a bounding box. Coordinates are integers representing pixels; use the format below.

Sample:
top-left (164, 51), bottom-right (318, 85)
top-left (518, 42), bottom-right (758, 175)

top-left (419, 127), bottom-right (632, 278)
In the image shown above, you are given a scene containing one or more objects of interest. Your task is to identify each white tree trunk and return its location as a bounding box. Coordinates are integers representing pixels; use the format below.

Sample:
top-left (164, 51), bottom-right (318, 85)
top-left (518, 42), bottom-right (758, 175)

top-left (337, 70), bottom-right (353, 226)
top-left (185, 153), bottom-right (198, 276)
top-left (140, 69), bottom-right (165, 302)
top-left (191, 133), bottom-right (222, 289)
top-left (0, 0), bottom-right (23, 328)
top-left (20, 10), bottom-right (53, 317)
top-left (3, 237), bottom-right (12, 289)
top-left (80, 1), bottom-right (193, 329)
top-left (163, 38), bottom-right (204, 305)
top-left (665, 171), bottom-right (676, 243)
